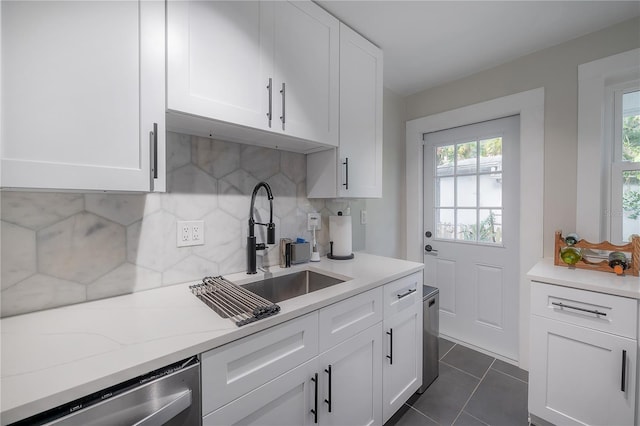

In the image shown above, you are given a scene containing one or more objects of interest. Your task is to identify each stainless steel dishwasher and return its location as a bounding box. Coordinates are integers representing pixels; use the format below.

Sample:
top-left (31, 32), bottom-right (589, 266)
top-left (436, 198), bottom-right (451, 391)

top-left (418, 285), bottom-right (439, 393)
top-left (12, 356), bottom-right (201, 426)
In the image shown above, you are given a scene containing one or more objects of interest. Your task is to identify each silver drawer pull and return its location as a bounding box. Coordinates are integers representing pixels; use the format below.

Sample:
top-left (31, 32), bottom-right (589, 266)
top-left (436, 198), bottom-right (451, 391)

top-left (397, 288), bottom-right (417, 299)
top-left (551, 301), bottom-right (607, 317)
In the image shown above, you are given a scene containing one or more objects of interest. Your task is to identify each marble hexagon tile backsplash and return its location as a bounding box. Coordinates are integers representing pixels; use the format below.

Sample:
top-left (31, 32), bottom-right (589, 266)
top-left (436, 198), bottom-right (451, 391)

top-left (0, 132), bottom-right (363, 317)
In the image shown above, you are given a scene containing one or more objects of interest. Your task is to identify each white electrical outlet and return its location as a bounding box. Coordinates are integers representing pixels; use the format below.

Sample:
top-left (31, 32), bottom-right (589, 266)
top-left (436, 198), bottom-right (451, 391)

top-left (177, 221), bottom-right (205, 247)
top-left (307, 212), bottom-right (321, 231)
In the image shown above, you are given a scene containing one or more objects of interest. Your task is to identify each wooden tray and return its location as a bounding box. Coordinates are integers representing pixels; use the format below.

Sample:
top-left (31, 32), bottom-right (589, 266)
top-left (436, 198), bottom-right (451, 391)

top-left (554, 231), bottom-right (639, 276)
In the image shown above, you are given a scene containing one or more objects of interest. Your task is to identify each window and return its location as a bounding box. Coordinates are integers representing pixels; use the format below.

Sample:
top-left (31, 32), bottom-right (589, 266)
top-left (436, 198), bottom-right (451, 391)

top-left (434, 137), bottom-right (503, 244)
top-left (611, 84), bottom-right (640, 242)
top-left (577, 49), bottom-right (640, 244)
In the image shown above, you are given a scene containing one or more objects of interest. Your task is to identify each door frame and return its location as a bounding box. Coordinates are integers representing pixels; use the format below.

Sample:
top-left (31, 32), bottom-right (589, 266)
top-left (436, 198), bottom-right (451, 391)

top-left (406, 88), bottom-right (544, 370)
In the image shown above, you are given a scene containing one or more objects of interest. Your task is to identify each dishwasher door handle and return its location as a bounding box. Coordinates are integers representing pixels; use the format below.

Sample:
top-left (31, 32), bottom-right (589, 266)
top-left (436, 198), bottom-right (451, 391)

top-left (133, 389), bottom-right (192, 426)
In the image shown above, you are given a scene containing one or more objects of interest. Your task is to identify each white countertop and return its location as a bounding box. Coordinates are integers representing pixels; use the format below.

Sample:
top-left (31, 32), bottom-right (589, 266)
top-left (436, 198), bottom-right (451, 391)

top-left (0, 253), bottom-right (423, 424)
top-left (527, 258), bottom-right (640, 299)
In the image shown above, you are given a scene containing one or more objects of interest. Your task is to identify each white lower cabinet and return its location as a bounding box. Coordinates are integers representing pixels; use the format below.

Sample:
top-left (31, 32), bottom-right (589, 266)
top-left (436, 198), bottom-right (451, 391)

top-left (382, 277), bottom-right (422, 424)
top-left (201, 273), bottom-right (423, 426)
top-left (318, 323), bottom-right (382, 426)
top-left (203, 358), bottom-right (318, 426)
top-left (529, 281), bottom-right (638, 426)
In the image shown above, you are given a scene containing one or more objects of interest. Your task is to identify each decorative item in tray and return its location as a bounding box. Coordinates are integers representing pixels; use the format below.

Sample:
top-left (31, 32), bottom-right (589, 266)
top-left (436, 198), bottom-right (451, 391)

top-left (554, 230), bottom-right (639, 276)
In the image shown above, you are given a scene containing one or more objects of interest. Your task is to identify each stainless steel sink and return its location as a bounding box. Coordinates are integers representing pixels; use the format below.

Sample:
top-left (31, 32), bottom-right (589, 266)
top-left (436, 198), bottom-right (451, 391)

top-left (240, 271), bottom-right (345, 303)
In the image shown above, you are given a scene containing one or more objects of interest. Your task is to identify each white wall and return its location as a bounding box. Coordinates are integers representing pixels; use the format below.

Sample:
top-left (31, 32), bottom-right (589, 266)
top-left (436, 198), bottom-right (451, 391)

top-left (365, 88), bottom-right (406, 259)
top-left (405, 17), bottom-right (640, 255)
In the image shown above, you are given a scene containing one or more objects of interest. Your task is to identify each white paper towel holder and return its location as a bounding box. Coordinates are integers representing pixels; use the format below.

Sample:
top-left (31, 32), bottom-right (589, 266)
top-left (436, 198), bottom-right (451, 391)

top-left (328, 241), bottom-right (354, 260)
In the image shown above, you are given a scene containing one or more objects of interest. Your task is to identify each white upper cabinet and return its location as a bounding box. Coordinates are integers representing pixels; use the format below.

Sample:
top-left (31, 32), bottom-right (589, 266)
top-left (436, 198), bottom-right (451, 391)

top-left (167, 1), bottom-right (268, 131)
top-left (1, 0), bottom-right (166, 192)
top-left (307, 23), bottom-right (383, 198)
top-left (167, 0), bottom-right (339, 153)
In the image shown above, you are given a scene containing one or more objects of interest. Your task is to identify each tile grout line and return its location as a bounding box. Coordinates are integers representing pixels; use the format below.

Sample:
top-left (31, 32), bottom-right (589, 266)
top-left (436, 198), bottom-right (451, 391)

top-left (439, 341), bottom-right (457, 361)
top-left (440, 359), bottom-right (485, 381)
top-left (451, 358), bottom-right (497, 426)
top-left (402, 403), bottom-right (440, 425)
top-left (491, 365), bottom-right (529, 385)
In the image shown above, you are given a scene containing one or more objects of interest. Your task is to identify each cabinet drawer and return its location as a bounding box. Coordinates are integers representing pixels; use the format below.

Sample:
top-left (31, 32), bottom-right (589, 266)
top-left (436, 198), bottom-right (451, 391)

top-left (318, 287), bottom-right (383, 353)
top-left (384, 272), bottom-right (422, 318)
top-left (531, 281), bottom-right (638, 339)
top-left (201, 312), bottom-right (319, 415)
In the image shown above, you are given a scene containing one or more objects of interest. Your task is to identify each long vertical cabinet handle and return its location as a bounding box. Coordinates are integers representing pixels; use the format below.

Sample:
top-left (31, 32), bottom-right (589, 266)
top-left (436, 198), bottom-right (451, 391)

top-left (386, 329), bottom-right (393, 365)
top-left (324, 365), bottom-right (332, 413)
top-left (266, 78), bottom-right (272, 128)
top-left (342, 158), bottom-right (349, 190)
top-left (280, 82), bottom-right (286, 130)
top-left (621, 350), bottom-right (627, 392)
top-left (311, 373), bottom-right (318, 423)
top-left (152, 123), bottom-right (158, 179)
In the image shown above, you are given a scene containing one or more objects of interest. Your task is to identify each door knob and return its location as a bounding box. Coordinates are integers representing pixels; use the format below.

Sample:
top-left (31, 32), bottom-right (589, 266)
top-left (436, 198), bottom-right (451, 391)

top-left (425, 231), bottom-right (432, 238)
top-left (425, 244), bottom-right (438, 253)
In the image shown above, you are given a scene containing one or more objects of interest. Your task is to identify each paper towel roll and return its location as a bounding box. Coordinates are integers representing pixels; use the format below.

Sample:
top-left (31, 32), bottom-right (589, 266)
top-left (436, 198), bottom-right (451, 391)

top-left (329, 215), bottom-right (352, 257)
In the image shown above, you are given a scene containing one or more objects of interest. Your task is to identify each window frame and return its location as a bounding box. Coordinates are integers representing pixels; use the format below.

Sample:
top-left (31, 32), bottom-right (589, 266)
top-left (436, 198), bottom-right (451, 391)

top-left (609, 81), bottom-right (640, 243)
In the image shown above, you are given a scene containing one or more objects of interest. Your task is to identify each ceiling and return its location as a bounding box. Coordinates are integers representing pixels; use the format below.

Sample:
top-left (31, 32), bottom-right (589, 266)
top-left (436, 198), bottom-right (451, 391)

top-left (316, 1), bottom-right (640, 96)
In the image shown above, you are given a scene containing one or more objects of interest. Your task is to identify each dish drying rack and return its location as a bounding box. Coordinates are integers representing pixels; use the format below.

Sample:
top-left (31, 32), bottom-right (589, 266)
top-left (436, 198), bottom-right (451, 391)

top-left (553, 230), bottom-right (640, 276)
top-left (190, 276), bottom-right (280, 326)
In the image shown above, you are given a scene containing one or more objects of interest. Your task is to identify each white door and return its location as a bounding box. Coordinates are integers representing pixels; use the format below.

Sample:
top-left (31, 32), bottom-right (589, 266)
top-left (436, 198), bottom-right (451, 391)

top-left (529, 316), bottom-right (637, 426)
top-left (423, 115), bottom-right (520, 360)
top-left (167, 0), bottom-right (270, 130)
top-left (2, 0), bottom-right (165, 192)
top-left (272, 1), bottom-right (339, 146)
top-left (318, 323), bottom-right (382, 426)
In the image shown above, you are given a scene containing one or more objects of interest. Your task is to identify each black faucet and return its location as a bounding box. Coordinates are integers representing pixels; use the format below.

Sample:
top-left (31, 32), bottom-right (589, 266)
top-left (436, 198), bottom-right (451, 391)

top-left (247, 182), bottom-right (275, 274)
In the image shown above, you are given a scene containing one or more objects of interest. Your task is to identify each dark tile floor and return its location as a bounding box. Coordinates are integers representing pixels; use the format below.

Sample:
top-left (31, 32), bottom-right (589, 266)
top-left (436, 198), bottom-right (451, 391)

top-left (385, 338), bottom-right (529, 426)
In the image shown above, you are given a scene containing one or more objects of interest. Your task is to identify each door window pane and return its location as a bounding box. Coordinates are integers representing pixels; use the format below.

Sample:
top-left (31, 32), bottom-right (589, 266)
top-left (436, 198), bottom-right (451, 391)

top-left (436, 208), bottom-right (455, 239)
top-left (479, 209), bottom-right (502, 244)
top-left (436, 145), bottom-right (455, 176)
top-left (456, 141), bottom-right (477, 174)
top-left (436, 176), bottom-right (454, 207)
top-left (479, 174), bottom-right (502, 207)
top-left (456, 175), bottom-right (477, 207)
top-left (456, 209), bottom-right (477, 241)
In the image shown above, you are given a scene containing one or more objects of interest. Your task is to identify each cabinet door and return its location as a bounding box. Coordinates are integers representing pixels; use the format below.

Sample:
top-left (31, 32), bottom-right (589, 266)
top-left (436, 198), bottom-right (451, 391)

top-left (318, 287), bottom-right (383, 352)
top-left (382, 304), bottom-right (422, 424)
top-left (338, 24), bottom-right (383, 198)
top-left (318, 323), bottom-right (383, 426)
top-left (167, 0), bottom-right (271, 131)
top-left (201, 312), bottom-right (319, 416)
top-left (203, 358), bottom-right (318, 426)
top-left (271, 1), bottom-right (339, 147)
top-left (306, 23), bottom-right (383, 199)
top-left (1, 0), bottom-right (165, 192)
top-left (530, 315), bottom-right (637, 426)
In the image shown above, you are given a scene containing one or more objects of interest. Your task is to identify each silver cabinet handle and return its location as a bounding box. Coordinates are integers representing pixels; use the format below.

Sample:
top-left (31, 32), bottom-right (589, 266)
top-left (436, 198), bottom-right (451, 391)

top-left (397, 288), bottom-right (417, 299)
top-left (280, 82), bottom-right (286, 130)
top-left (266, 78), bottom-right (272, 128)
top-left (132, 389), bottom-right (191, 426)
top-left (551, 301), bottom-right (607, 317)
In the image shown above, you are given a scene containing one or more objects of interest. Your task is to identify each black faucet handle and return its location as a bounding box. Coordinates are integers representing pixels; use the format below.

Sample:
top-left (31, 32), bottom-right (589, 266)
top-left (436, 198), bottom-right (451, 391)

top-left (267, 223), bottom-right (275, 244)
